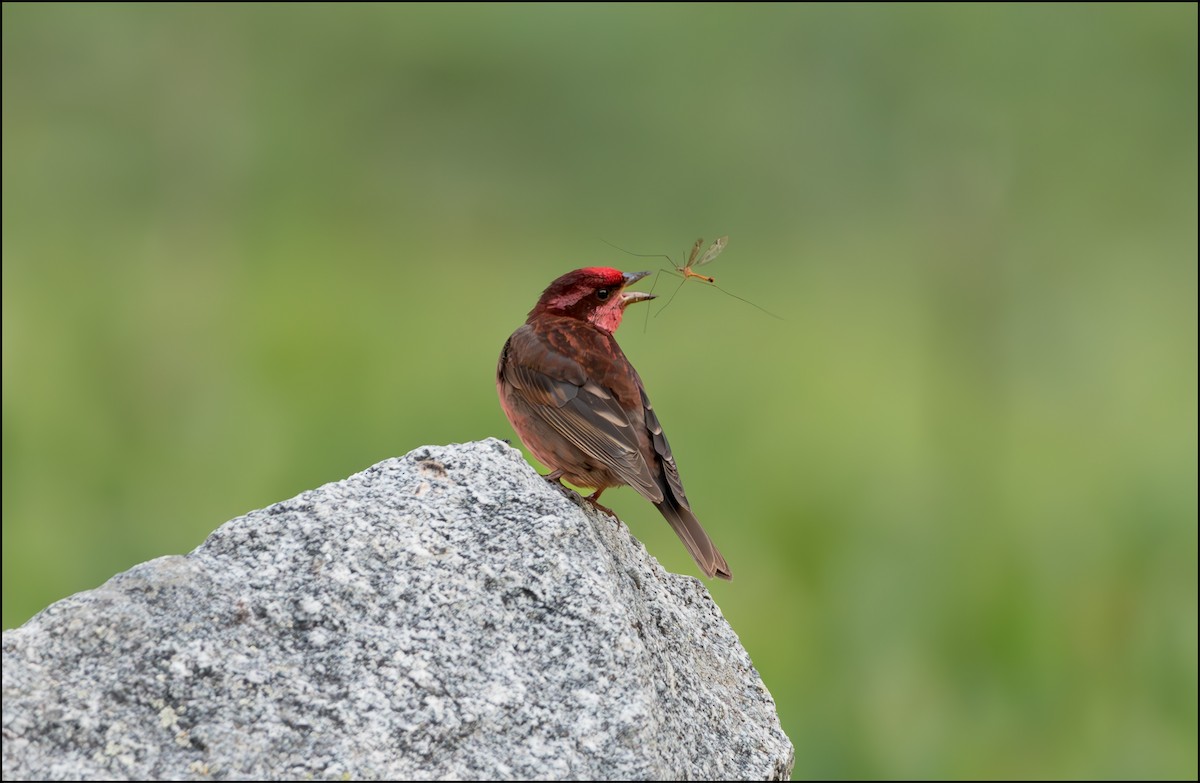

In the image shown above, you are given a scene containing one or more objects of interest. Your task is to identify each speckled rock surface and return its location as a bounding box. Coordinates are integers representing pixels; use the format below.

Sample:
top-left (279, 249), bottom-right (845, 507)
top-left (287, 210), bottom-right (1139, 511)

top-left (2, 438), bottom-right (794, 781)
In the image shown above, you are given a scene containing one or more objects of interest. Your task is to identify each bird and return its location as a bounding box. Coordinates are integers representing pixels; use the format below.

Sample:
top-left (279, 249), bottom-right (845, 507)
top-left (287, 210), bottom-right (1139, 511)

top-left (497, 266), bottom-right (732, 580)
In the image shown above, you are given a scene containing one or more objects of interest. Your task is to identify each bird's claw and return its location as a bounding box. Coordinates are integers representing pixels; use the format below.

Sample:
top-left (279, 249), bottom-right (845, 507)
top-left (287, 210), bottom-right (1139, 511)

top-left (541, 471), bottom-right (578, 501)
top-left (585, 493), bottom-right (623, 527)
top-left (540, 474), bottom-right (623, 527)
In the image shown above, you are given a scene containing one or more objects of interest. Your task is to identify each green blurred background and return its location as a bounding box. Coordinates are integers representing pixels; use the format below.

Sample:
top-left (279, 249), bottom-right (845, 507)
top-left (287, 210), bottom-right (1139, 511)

top-left (3, 4), bottom-right (1196, 778)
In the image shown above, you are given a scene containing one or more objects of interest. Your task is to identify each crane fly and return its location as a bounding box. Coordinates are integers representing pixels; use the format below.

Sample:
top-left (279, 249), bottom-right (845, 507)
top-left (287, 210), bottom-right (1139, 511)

top-left (651, 236), bottom-right (727, 316)
top-left (653, 236), bottom-right (782, 328)
top-left (599, 236), bottom-right (783, 330)
top-left (678, 236), bottom-right (726, 284)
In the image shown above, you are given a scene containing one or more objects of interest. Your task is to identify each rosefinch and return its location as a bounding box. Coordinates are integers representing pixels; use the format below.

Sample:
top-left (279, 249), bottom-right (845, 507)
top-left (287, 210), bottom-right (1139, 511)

top-left (497, 267), bottom-right (732, 580)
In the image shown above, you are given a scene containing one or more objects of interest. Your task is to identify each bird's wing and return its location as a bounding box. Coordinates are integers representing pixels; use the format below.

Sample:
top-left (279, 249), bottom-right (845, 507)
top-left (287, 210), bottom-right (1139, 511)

top-left (502, 325), bottom-right (663, 501)
top-left (637, 382), bottom-right (690, 509)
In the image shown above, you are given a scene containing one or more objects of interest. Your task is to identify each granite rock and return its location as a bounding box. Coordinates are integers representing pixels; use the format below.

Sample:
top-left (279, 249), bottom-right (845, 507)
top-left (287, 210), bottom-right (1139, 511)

top-left (2, 438), bottom-right (793, 780)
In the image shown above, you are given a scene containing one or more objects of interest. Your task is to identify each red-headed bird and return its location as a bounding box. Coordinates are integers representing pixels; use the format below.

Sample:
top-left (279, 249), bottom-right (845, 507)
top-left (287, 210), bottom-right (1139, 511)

top-left (497, 267), bottom-right (732, 580)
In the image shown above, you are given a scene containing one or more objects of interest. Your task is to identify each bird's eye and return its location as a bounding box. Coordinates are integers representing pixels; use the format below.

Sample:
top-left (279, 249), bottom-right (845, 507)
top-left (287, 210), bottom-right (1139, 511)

top-left (596, 289), bottom-right (611, 301)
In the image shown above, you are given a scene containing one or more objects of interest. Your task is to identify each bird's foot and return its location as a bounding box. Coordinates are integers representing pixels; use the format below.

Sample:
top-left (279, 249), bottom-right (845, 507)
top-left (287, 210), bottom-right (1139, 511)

top-left (541, 470), bottom-right (578, 501)
top-left (541, 474), bottom-right (622, 526)
top-left (584, 491), bottom-right (622, 526)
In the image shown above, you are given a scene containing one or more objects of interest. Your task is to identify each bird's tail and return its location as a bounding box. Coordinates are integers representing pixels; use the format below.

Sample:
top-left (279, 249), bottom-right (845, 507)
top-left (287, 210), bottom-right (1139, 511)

top-left (654, 495), bottom-right (733, 580)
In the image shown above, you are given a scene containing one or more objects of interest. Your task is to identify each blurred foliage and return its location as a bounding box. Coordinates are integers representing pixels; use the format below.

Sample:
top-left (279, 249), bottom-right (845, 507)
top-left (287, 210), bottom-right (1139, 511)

top-left (3, 4), bottom-right (1196, 779)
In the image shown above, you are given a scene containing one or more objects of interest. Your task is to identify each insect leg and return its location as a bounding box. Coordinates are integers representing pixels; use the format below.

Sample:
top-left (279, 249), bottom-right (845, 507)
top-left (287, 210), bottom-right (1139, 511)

top-left (655, 273), bottom-right (690, 318)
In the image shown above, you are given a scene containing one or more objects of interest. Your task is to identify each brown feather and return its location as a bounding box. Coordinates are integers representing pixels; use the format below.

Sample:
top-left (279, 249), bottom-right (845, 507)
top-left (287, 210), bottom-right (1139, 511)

top-left (497, 267), bottom-right (732, 580)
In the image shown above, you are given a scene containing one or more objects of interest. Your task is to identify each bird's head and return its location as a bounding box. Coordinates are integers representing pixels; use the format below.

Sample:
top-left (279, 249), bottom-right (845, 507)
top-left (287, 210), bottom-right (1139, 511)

top-left (528, 267), bottom-right (655, 333)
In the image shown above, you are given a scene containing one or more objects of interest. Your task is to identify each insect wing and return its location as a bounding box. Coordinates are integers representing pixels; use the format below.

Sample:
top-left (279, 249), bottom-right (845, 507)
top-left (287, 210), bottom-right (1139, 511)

top-left (683, 238), bottom-right (705, 270)
top-left (694, 236), bottom-right (727, 267)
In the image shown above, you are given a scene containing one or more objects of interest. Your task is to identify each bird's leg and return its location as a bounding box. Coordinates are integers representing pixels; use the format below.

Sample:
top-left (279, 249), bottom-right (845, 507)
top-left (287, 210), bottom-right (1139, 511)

top-left (541, 472), bottom-right (619, 525)
top-left (541, 469), bottom-right (581, 502)
top-left (584, 488), bottom-right (620, 523)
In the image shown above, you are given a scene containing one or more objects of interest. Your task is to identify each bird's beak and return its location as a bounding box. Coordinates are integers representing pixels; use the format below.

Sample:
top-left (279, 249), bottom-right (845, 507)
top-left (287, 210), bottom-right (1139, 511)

top-left (620, 270), bottom-right (656, 306)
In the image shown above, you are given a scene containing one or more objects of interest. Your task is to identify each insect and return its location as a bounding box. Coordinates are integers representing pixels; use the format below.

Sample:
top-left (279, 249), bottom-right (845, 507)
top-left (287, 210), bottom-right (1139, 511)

top-left (651, 236), bottom-right (729, 315)
top-left (601, 236), bottom-right (783, 329)
top-left (678, 236), bottom-right (726, 283)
